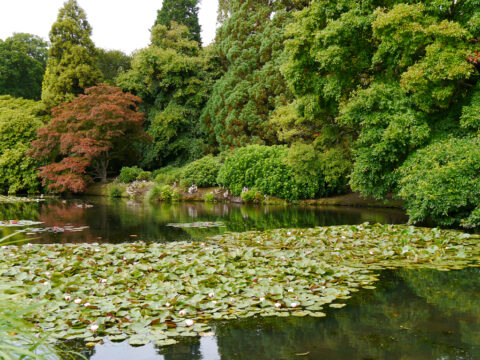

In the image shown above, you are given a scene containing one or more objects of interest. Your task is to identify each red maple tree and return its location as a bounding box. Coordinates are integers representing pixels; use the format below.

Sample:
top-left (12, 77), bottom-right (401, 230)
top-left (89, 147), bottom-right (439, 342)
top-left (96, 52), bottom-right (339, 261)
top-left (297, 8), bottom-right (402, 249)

top-left (30, 84), bottom-right (148, 193)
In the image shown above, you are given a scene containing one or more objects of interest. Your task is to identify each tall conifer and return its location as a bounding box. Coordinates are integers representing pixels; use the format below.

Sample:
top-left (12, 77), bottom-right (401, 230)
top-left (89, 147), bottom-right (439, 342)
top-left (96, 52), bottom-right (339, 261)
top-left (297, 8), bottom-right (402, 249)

top-left (41, 0), bottom-right (101, 109)
top-left (154, 0), bottom-right (202, 45)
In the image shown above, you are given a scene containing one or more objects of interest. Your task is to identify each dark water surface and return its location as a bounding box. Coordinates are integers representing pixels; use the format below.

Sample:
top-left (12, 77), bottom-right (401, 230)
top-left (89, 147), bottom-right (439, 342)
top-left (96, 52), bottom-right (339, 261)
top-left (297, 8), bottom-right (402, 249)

top-left (1, 198), bottom-right (478, 359)
top-left (0, 197), bottom-right (407, 244)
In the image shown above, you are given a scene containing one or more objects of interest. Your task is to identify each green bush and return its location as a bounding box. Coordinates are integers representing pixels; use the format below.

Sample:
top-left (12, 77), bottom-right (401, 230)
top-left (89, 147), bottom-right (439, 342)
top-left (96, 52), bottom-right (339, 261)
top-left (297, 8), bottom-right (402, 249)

top-left (217, 145), bottom-right (323, 201)
top-left (118, 166), bottom-right (143, 183)
top-left (398, 137), bottom-right (480, 227)
top-left (241, 189), bottom-right (263, 203)
top-left (148, 184), bottom-right (175, 202)
top-left (107, 184), bottom-right (123, 198)
top-left (180, 155), bottom-right (221, 188)
top-left (0, 96), bottom-right (48, 194)
top-left (204, 192), bottom-right (215, 203)
top-left (154, 166), bottom-right (183, 185)
top-left (136, 170), bottom-right (152, 181)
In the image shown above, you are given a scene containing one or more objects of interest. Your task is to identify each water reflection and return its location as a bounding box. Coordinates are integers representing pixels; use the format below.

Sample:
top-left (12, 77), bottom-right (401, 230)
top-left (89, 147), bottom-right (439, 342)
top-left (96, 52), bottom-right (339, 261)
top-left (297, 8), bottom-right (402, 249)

top-left (0, 197), bottom-right (407, 244)
top-left (70, 269), bottom-right (480, 360)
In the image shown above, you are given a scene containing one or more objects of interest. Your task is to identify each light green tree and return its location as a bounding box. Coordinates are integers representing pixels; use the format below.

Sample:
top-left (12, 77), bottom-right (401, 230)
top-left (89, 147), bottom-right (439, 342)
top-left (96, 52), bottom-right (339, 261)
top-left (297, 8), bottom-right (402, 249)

top-left (41, 0), bottom-right (101, 109)
top-left (0, 96), bottom-right (48, 194)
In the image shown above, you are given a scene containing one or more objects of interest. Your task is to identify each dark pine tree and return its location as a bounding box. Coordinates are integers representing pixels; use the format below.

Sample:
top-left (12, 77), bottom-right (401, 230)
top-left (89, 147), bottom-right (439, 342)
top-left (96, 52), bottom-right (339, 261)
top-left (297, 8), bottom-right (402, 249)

top-left (154, 0), bottom-right (202, 45)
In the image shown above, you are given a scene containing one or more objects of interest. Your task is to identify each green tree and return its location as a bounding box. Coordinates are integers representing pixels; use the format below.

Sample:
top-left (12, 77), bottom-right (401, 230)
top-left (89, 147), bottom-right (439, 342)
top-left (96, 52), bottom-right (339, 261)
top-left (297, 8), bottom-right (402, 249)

top-left (283, 0), bottom-right (479, 199)
top-left (0, 33), bottom-right (48, 100)
top-left (96, 49), bottom-right (132, 86)
top-left (154, 0), bottom-right (202, 44)
top-left (117, 22), bottom-right (212, 169)
top-left (41, 0), bottom-right (101, 109)
top-left (0, 96), bottom-right (48, 194)
top-left (201, 1), bottom-right (307, 150)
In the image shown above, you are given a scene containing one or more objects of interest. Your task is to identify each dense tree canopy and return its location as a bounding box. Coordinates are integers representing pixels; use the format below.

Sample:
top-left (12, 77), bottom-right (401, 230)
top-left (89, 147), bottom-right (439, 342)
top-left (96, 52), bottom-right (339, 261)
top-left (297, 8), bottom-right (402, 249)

top-left (283, 0), bottom-right (480, 198)
top-left (154, 0), bottom-right (202, 44)
top-left (96, 49), bottom-right (132, 86)
top-left (201, 1), bottom-right (307, 150)
top-left (30, 85), bottom-right (147, 193)
top-left (118, 22), bottom-right (213, 169)
top-left (41, 0), bottom-right (101, 109)
top-left (0, 33), bottom-right (48, 100)
top-left (0, 96), bottom-right (48, 194)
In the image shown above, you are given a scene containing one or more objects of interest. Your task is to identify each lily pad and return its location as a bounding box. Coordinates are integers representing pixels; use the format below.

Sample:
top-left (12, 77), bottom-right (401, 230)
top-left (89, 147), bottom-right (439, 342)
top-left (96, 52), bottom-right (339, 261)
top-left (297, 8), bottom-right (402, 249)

top-left (0, 223), bottom-right (479, 348)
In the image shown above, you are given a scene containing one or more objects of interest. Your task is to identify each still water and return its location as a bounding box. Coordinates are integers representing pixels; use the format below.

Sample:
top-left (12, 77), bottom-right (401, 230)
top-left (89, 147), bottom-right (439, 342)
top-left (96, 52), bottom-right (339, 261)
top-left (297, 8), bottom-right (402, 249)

top-left (70, 268), bottom-right (480, 360)
top-left (0, 197), bottom-right (407, 244)
top-left (1, 198), bottom-right (478, 359)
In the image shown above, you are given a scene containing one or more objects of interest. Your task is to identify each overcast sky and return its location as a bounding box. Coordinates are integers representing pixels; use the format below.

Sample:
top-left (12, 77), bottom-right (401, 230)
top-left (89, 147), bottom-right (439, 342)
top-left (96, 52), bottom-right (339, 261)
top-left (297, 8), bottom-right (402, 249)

top-left (0, 0), bottom-right (219, 54)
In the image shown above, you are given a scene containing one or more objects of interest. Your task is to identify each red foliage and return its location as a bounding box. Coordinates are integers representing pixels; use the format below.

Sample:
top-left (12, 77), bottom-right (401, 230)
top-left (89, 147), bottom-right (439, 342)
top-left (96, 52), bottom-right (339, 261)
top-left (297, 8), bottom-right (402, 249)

top-left (30, 84), bottom-right (148, 193)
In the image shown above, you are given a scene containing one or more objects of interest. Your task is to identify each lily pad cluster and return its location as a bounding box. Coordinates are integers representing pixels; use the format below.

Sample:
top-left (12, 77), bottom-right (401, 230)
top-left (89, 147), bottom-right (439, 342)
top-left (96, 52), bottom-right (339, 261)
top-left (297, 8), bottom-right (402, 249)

top-left (0, 224), bottom-right (478, 347)
top-left (0, 220), bottom-right (44, 227)
top-left (167, 221), bottom-right (226, 228)
top-left (25, 225), bottom-right (90, 235)
top-left (0, 195), bottom-right (45, 203)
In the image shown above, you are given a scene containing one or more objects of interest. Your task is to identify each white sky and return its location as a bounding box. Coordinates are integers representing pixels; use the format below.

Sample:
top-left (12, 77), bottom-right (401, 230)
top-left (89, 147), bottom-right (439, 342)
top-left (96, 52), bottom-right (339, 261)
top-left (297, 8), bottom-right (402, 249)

top-left (0, 0), bottom-right (219, 54)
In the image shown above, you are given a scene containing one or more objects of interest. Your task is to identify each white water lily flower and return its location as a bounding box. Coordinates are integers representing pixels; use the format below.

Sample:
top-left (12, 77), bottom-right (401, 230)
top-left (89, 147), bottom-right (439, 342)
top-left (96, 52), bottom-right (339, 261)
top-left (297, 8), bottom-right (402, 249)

top-left (179, 310), bottom-right (186, 316)
top-left (165, 302), bottom-right (171, 308)
top-left (45, 272), bottom-right (51, 277)
top-left (100, 279), bottom-right (107, 283)
top-left (74, 299), bottom-right (82, 304)
top-left (84, 303), bottom-right (91, 307)
top-left (230, 298), bottom-right (235, 303)
top-left (306, 250), bottom-right (312, 255)
top-left (291, 302), bottom-right (298, 308)
top-left (287, 232), bottom-right (291, 235)
top-left (65, 295), bottom-right (71, 301)
top-left (274, 303), bottom-right (281, 308)
top-left (259, 297), bottom-right (265, 302)
top-left (90, 324), bottom-right (99, 332)
top-left (212, 300), bottom-right (217, 305)
top-left (288, 288), bottom-right (293, 293)
top-left (208, 292), bottom-right (215, 298)
top-left (185, 319), bottom-right (194, 327)
top-left (43, 281), bottom-right (50, 286)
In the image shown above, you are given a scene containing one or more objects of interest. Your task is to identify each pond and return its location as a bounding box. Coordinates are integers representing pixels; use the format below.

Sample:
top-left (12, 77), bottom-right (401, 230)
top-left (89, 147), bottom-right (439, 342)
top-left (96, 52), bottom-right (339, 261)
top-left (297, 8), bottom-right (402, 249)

top-left (0, 197), bottom-right (407, 244)
top-left (71, 268), bottom-right (480, 360)
top-left (1, 198), bottom-right (478, 359)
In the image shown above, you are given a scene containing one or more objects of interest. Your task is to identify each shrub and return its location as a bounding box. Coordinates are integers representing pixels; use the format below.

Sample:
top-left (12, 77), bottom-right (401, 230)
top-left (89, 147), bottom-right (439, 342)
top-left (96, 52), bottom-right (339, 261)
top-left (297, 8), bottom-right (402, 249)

top-left (136, 170), bottom-right (152, 181)
top-left (0, 96), bottom-right (47, 194)
top-left (241, 189), bottom-right (263, 203)
top-left (179, 155), bottom-right (221, 188)
top-left (148, 184), bottom-right (175, 202)
top-left (154, 166), bottom-right (183, 185)
top-left (204, 192), bottom-right (215, 203)
top-left (398, 137), bottom-right (480, 227)
top-left (107, 184), bottom-right (123, 198)
top-left (118, 166), bottom-right (143, 183)
top-left (217, 145), bottom-right (322, 201)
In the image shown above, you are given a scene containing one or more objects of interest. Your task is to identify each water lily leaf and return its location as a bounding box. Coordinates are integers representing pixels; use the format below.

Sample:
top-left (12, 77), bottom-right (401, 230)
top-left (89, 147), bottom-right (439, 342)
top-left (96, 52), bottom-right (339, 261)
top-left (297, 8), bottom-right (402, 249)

top-left (155, 339), bottom-right (179, 346)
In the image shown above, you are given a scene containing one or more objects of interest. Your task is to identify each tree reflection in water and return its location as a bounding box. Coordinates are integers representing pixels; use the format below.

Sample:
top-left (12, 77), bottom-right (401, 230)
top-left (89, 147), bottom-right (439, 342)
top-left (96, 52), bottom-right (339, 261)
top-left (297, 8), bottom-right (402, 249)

top-left (0, 197), bottom-right (407, 244)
